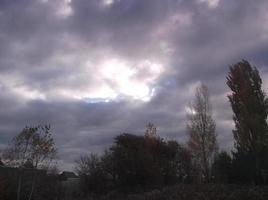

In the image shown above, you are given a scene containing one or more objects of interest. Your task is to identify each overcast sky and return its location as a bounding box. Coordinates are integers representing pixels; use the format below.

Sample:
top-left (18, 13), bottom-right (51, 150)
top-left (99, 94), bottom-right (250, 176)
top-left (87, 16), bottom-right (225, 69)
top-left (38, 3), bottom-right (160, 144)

top-left (1, 0), bottom-right (268, 171)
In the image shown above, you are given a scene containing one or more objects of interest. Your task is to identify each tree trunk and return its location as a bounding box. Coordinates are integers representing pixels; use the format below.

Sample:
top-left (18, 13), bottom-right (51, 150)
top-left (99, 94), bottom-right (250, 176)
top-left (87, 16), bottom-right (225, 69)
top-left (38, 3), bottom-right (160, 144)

top-left (28, 169), bottom-right (37, 200)
top-left (17, 168), bottom-right (23, 200)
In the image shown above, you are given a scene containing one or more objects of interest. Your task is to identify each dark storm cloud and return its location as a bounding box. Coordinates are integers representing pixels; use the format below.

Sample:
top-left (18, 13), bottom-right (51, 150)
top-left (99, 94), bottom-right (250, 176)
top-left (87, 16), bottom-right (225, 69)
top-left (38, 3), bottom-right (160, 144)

top-left (1, 0), bottom-right (268, 170)
top-left (164, 0), bottom-right (268, 84)
top-left (69, 0), bottom-right (172, 56)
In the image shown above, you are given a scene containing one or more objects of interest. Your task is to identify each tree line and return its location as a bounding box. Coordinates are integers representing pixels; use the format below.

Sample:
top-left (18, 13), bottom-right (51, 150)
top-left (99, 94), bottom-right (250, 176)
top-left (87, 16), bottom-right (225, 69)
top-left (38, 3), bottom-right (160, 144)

top-left (1, 60), bottom-right (268, 199)
top-left (74, 60), bottom-right (268, 196)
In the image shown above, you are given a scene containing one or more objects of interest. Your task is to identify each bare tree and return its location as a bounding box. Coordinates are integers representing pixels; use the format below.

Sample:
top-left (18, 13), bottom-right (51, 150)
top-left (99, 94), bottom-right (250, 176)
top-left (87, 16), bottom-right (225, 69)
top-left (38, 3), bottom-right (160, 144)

top-left (75, 154), bottom-right (100, 176)
top-left (186, 84), bottom-right (218, 182)
top-left (75, 153), bottom-right (108, 195)
top-left (144, 122), bottom-right (157, 138)
top-left (3, 125), bottom-right (57, 200)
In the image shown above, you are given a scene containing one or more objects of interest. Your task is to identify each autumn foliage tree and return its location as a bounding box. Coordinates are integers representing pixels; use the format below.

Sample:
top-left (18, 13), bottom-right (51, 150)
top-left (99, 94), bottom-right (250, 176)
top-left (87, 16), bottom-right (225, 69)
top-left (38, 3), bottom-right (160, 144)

top-left (3, 125), bottom-right (57, 168)
top-left (3, 125), bottom-right (57, 200)
top-left (187, 84), bottom-right (218, 182)
top-left (227, 60), bottom-right (268, 183)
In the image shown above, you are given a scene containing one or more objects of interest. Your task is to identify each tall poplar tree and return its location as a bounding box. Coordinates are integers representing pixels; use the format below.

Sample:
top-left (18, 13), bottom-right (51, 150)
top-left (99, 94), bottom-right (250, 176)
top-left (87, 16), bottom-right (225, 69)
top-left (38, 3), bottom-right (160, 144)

top-left (187, 84), bottom-right (218, 183)
top-left (227, 60), bottom-right (268, 183)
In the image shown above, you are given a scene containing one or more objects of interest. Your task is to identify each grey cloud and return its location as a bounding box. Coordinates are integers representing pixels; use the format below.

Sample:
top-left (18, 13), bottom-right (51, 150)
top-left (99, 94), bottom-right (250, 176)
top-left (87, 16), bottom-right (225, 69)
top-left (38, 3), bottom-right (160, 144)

top-left (1, 0), bottom-right (268, 170)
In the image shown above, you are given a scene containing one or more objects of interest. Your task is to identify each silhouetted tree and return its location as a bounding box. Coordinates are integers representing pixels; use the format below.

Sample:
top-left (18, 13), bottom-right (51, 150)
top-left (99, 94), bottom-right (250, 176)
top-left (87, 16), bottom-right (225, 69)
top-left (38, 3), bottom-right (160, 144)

top-left (227, 60), bottom-right (268, 183)
top-left (187, 84), bottom-right (218, 182)
top-left (3, 125), bottom-right (57, 168)
top-left (101, 150), bottom-right (118, 189)
top-left (3, 125), bottom-right (57, 200)
top-left (111, 134), bottom-right (154, 189)
top-left (75, 130), bottom-right (193, 196)
top-left (111, 133), bottom-right (192, 190)
top-left (212, 151), bottom-right (232, 183)
top-left (145, 122), bottom-right (157, 138)
top-left (75, 154), bottom-right (109, 195)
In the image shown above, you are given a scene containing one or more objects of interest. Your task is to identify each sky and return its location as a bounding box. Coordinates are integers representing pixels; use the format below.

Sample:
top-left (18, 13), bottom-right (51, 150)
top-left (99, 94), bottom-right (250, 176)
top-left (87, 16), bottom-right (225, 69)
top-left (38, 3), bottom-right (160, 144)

top-left (1, 0), bottom-right (268, 171)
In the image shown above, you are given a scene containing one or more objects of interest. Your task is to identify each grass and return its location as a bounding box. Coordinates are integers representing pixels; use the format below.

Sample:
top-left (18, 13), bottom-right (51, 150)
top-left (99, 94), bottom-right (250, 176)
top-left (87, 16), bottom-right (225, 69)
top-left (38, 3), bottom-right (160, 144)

top-left (81, 184), bottom-right (268, 200)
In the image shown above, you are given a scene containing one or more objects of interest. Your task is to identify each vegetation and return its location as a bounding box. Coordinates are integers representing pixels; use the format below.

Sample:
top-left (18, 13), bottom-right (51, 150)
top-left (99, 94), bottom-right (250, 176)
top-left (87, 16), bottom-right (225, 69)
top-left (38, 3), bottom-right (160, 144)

top-left (1, 60), bottom-right (268, 199)
top-left (3, 125), bottom-right (57, 168)
top-left (227, 60), bottom-right (268, 183)
top-left (1, 125), bottom-right (58, 200)
top-left (212, 151), bottom-right (232, 183)
top-left (75, 131), bottom-right (193, 196)
top-left (82, 184), bottom-right (268, 200)
top-left (186, 84), bottom-right (218, 182)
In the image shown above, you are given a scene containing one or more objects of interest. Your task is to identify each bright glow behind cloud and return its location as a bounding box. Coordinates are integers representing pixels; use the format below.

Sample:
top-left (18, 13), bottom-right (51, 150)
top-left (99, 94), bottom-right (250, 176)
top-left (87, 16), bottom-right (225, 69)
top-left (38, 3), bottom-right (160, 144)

top-left (40, 0), bottom-right (73, 18)
top-left (99, 59), bottom-right (163, 101)
top-left (198, 0), bottom-right (220, 8)
top-left (48, 58), bottom-right (164, 102)
top-left (0, 56), bottom-right (164, 103)
top-left (102, 0), bottom-right (114, 7)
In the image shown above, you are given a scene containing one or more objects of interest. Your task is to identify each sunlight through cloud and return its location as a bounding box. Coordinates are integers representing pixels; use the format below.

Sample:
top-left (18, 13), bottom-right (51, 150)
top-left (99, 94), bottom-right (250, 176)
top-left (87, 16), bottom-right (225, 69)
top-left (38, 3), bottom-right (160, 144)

top-left (98, 58), bottom-right (163, 102)
top-left (198, 0), bottom-right (220, 8)
top-left (102, 0), bottom-right (114, 7)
